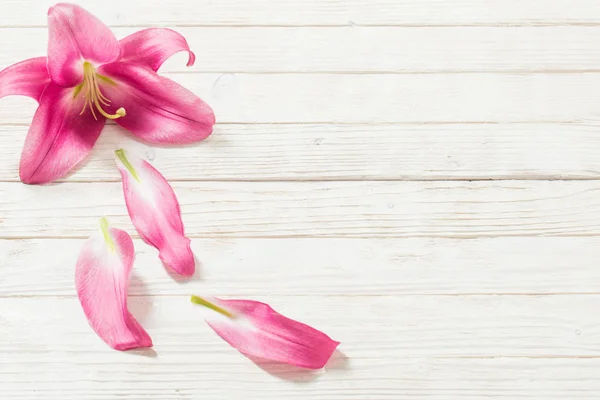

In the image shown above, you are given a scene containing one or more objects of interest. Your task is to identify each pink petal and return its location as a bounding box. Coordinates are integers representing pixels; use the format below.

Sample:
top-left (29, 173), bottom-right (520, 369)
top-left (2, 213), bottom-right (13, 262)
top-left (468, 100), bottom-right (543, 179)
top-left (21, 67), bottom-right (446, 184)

top-left (76, 217), bottom-right (153, 351)
top-left (119, 28), bottom-right (196, 72)
top-left (98, 62), bottom-right (214, 144)
top-left (0, 57), bottom-right (50, 102)
top-left (19, 82), bottom-right (106, 184)
top-left (47, 3), bottom-right (120, 87)
top-left (191, 296), bottom-right (340, 369)
top-left (114, 149), bottom-right (195, 276)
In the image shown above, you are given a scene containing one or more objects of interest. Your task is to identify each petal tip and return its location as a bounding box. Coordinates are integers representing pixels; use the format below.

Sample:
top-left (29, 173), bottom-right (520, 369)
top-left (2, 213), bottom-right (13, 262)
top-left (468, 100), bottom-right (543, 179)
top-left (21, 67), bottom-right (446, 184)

top-left (19, 172), bottom-right (35, 185)
top-left (47, 3), bottom-right (58, 16)
top-left (47, 2), bottom-right (120, 86)
top-left (19, 165), bottom-right (43, 185)
top-left (316, 341), bottom-right (341, 369)
top-left (187, 51), bottom-right (196, 68)
top-left (48, 3), bottom-right (76, 18)
top-left (159, 241), bottom-right (195, 277)
top-left (112, 335), bottom-right (154, 351)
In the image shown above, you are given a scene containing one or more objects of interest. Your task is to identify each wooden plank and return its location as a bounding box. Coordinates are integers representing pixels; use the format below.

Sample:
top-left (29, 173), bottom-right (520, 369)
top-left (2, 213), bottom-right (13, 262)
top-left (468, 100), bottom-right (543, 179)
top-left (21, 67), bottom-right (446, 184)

top-left (3, 237), bottom-right (600, 296)
top-left (2, 181), bottom-right (600, 238)
top-left (2, 295), bottom-right (600, 399)
top-left (4, 27), bottom-right (600, 73)
top-left (3, 358), bottom-right (600, 400)
top-left (1, 295), bottom-right (600, 358)
top-left (2, 123), bottom-right (600, 182)
top-left (3, 73), bottom-right (600, 124)
top-left (7, 1), bottom-right (600, 400)
top-left (2, 0), bottom-right (600, 27)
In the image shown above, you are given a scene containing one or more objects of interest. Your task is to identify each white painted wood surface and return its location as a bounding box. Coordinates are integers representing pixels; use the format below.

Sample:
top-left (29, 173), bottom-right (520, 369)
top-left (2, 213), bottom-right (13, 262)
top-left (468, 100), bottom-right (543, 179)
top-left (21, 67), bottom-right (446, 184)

top-left (2, 0), bottom-right (600, 399)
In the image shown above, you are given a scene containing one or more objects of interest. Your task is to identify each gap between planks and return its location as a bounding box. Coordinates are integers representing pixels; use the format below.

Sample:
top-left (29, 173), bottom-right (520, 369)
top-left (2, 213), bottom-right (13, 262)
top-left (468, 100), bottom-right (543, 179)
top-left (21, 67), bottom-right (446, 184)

top-left (6, 180), bottom-right (600, 238)
top-left (7, 0), bottom-right (600, 27)
top-left (9, 23), bottom-right (600, 28)
top-left (5, 237), bottom-right (600, 296)
top-left (4, 293), bottom-right (600, 299)
top-left (9, 26), bottom-right (600, 74)
top-left (3, 178), bottom-right (600, 183)
top-left (1, 121), bottom-right (593, 126)
top-left (164, 70), bottom-right (600, 75)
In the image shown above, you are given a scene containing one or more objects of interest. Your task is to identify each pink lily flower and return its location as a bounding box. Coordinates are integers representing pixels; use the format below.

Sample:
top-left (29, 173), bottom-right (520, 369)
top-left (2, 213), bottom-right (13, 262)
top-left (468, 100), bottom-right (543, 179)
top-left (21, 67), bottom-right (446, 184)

top-left (0, 3), bottom-right (215, 184)
top-left (191, 295), bottom-right (340, 369)
top-left (75, 217), bottom-right (152, 351)
top-left (115, 148), bottom-right (195, 277)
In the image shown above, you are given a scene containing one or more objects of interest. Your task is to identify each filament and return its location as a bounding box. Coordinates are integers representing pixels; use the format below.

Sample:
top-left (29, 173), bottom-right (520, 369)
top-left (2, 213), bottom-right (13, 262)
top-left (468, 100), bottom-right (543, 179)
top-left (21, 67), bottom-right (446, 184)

top-left (76, 62), bottom-right (126, 120)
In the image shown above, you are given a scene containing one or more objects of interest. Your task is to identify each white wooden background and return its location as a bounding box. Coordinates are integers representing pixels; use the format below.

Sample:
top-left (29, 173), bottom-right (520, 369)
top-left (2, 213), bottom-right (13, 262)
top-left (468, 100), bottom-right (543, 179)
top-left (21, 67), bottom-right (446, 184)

top-left (2, 0), bottom-right (600, 398)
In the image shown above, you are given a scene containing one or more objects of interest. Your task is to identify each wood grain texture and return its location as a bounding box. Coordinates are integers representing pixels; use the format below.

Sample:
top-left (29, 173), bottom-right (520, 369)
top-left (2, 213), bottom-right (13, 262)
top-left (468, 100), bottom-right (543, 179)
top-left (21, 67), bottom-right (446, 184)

top-left (2, 181), bottom-right (600, 238)
top-left (2, 237), bottom-right (600, 297)
top-left (4, 26), bottom-right (600, 73)
top-left (3, 1), bottom-right (600, 399)
top-left (4, 357), bottom-right (600, 399)
top-left (4, 294), bottom-right (599, 358)
top-left (2, 295), bottom-right (600, 399)
top-left (4, 73), bottom-right (600, 124)
top-left (2, 123), bottom-right (600, 182)
top-left (2, 0), bottom-right (600, 27)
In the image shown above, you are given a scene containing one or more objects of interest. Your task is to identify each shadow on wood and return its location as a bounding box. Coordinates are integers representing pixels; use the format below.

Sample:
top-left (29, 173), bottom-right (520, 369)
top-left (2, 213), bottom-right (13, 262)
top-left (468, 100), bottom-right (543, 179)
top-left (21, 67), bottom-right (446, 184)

top-left (248, 350), bottom-right (350, 383)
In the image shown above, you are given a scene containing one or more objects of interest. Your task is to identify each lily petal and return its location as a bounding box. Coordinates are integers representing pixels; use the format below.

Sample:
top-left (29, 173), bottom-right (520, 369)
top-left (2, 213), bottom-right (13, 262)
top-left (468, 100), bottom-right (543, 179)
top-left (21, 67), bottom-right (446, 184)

top-left (20, 82), bottom-right (105, 184)
top-left (98, 62), bottom-right (214, 144)
top-left (76, 217), bottom-right (153, 351)
top-left (119, 28), bottom-right (196, 72)
top-left (48, 3), bottom-right (120, 87)
top-left (19, 82), bottom-right (105, 184)
top-left (191, 296), bottom-right (340, 369)
top-left (0, 57), bottom-right (50, 102)
top-left (114, 149), bottom-right (195, 276)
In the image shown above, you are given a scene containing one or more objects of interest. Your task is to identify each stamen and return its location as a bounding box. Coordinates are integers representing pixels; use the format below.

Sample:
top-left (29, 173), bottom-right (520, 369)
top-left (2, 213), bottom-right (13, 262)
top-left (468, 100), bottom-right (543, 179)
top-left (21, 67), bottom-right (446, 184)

top-left (76, 62), bottom-right (126, 120)
top-left (89, 103), bottom-right (98, 120)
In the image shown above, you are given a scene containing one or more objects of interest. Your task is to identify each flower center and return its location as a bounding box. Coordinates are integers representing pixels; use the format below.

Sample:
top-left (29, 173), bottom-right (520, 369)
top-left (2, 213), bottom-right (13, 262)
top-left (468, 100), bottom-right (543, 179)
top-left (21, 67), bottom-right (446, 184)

top-left (74, 62), bottom-right (126, 120)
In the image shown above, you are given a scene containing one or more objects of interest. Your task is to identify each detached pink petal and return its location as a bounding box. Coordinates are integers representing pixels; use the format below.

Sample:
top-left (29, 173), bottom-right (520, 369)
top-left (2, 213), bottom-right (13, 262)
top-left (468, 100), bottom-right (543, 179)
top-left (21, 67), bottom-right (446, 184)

top-left (19, 82), bottom-right (105, 184)
top-left (191, 296), bottom-right (340, 369)
top-left (115, 149), bottom-right (195, 276)
top-left (48, 3), bottom-right (120, 86)
top-left (119, 28), bottom-right (196, 72)
top-left (76, 217), bottom-right (152, 351)
top-left (0, 57), bottom-right (50, 102)
top-left (98, 62), bottom-right (214, 144)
